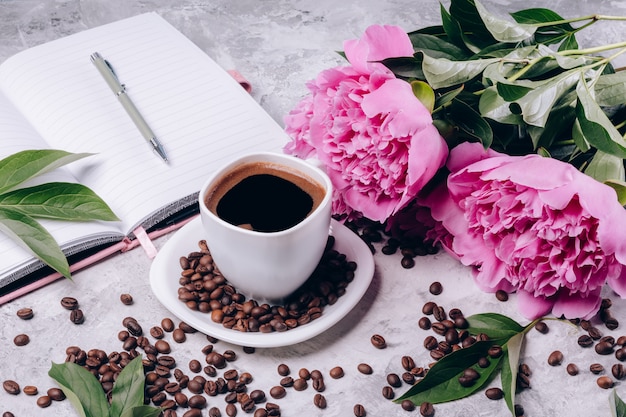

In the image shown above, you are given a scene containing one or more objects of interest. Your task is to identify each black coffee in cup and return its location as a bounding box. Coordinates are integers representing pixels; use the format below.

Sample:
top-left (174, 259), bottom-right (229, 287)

top-left (205, 161), bottom-right (326, 232)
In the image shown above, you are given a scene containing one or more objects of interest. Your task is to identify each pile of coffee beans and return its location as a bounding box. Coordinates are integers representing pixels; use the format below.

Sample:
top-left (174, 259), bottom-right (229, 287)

top-left (176, 236), bottom-right (357, 333)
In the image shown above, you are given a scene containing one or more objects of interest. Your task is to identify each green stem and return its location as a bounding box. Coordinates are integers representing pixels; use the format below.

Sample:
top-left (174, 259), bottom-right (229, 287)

top-left (531, 14), bottom-right (626, 29)
top-left (560, 40), bottom-right (626, 56)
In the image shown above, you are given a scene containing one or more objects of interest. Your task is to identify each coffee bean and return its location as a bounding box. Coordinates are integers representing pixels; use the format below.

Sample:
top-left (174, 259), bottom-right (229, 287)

top-left (353, 404), bottom-right (366, 417)
top-left (485, 387), bottom-right (503, 400)
top-left (70, 309), bottom-right (85, 324)
top-left (183, 409), bottom-right (202, 417)
top-left (422, 301), bottom-right (437, 315)
top-left (402, 372), bottom-right (415, 385)
top-left (299, 368), bottom-right (311, 380)
top-left (514, 404), bottom-right (524, 417)
top-left (225, 403), bottom-right (237, 417)
top-left (250, 389), bottom-right (265, 403)
top-left (60, 296), bottom-right (78, 310)
top-left (357, 363), bottom-right (373, 374)
top-left (597, 375), bottom-right (614, 389)
top-left (495, 290), bottom-right (508, 301)
top-left (387, 373), bottom-right (402, 388)
top-left (314, 393), bottom-right (327, 409)
top-left (370, 334), bottom-right (386, 349)
top-left (312, 377), bottom-right (325, 392)
top-left (547, 350), bottom-right (563, 366)
top-left (253, 409), bottom-right (267, 417)
top-left (433, 306), bottom-right (446, 321)
top-left (382, 386), bottom-right (394, 399)
top-left (534, 321), bottom-right (549, 334)
top-left (47, 387), bottom-right (65, 401)
top-left (36, 395), bottom-right (52, 408)
top-left (401, 399), bottom-right (415, 411)
top-left (588, 326), bottom-right (603, 340)
top-left (272, 363), bottom-right (288, 377)
top-left (155, 340), bottom-right (171, 354)
top-left (23, 385), bottom-right (38, 395)
top-left (161, 318), bottom-right (175, 332)
top-left (488, 345), bottom-right (503, 358)
top-left (613, 364), bottom-right (626, 380)
top-left (401, 256), bottom-right (415, 269)
top-left (419, 401), bottom-right (435, 417)
top-left (13, 333), bottom-right (30, 346)
top-left (125, 318), bottom-right (142, 336)
top-left (418, 316), bottom-right (431, 330)
top-left (2, 412), bottom-right (15, 417)
top-left (293, 378), bottom-right (308, 391)
top-left (578, 334), bottom-right (593, 347)
top-left (617, 347), bottom-right (626, 361)
top-left (429, 281), bottom-right (443, 295)
top-left (596, 341), bottom-right (615, 355)
top-left (329, 366), bottom-right (344, 379)
top-left (3, 380), bottom-right (20, 395)
top-left (401, 356), bottom-right (416, 372)
top-left (279, 376), bottom-right (294, 387)
top-left (566, 363), bottom-right (579, 376)
top-left (431, 322), bottom-right (446, 335)
top-left (590, 363), bottom-right (604, 374)
top-left (16, 307), bottom-right (34, 320)
top-left (188, 394), bottom-right (207, 408)
top-left (423, 335), bottom-right (438, 350)
top-left (269, 385), bottom-right (286, 399)
top-left (173, 328), bottom-right (186, 343)
top-left (120, 293), bottom-right (133, 305)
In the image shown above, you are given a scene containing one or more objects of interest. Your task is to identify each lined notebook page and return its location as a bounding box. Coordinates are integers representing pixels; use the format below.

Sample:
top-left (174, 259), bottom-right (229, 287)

top-left (0, 13), bottom-right (289, 235)
top-left (0, 91), bottom-right (122, 280)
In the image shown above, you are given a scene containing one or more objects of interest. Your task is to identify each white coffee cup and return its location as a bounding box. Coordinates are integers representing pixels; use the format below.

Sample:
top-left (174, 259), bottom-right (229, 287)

top-left (199, 152), bottom-right (332, 302)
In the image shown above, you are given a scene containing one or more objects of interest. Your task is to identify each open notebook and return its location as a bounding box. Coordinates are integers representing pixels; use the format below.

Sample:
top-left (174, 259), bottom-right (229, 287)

top-left (0, 13), bottom-right (289, 302)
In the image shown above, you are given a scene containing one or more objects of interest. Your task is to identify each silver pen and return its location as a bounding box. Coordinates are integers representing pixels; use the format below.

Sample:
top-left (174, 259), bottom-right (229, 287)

top-left (90, 52), bottom-right (168, 163)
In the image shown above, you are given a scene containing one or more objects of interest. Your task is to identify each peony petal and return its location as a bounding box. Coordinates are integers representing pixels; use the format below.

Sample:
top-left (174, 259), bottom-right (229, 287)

top-left (344, 25), bottom-right (413, 74)
top-left (516, 289), bottom-right (554, 320)
top-left (607, 264), bottom-right (626, 297)
top-left (551, 288), bottom-right (602, 320)
top-left (447, 142), bottom-right (503, 172)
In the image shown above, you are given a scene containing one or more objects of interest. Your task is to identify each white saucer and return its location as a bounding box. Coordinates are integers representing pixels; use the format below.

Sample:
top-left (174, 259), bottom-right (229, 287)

top-left (149, 217), bottom-right (375, 348)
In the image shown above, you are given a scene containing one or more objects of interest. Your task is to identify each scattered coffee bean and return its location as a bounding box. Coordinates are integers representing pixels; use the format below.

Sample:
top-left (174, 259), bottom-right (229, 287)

top-left (155, 340), bottom-right (171, 354)
top-left (172, 328), bottom-right (186, 343)
top-left (120, 293), bottom-right (133, 305)
top-left (613, 364), bottom-right (626, 380)
top-left (353, 403), bottom-right (366, 417)
top-left (225, 403), bottom-right (237, 417)
top-left (429, 281), bottom-right (443, 295)
top-left (23, 385), bottom-right (38, 395)
top-left (485, 387), bottom-right (503, 400)
top-left (401, 355), bottom-right (416, 371)
top-left (401, 399), bottom-right (415, 411)
top-left (597, 375), bottom-right (614, 389)
top-left (209, 407), bottom-right (221, 417)
top-left (253, 409), bottom-right (267, 417)
top-left (299, 368), bottom-right (311, 380)
top-left (16, 307), bottom-right (34, 320)
top-left (370, 334), bottom-right (386, 349)
top-left (47, 387), bottom-right (65, 401)
top-left (13, 333), bottom-right (30, 346)
top-left (293, 378), bottom-right (308, 391)
top-left (547, 350), bottom-right (563, 366)
top-left (382, 385), bottom-right (394, 400)
top-left (535, 321), bottom-right (549, 334)
top-left (329, 366), bottom-right (344, 379)
top-left (69, 309), bottom-right (85, 324)
top-left (514, 404), bottom-right (524, 416)
top-left (590, 363), bottom-right (604, 374)
top-left (588, 326), bottom-right (603, 340)
top-left (269, 386), bottom-right (286, 399)
top-left (418, 316), bottom-right (431, 330)
top-left (487, 345), bottom-right (503, 359)
top-left (566, 363), bottom-right (579, 376)
top-left (60, 296), bottom-right (79, 310)
top-left (36, 395), bottom-right (52, 408)
top-left (616, 347), bottom-right (626, 361)
top-left (357, 363), bottom-right (373, 374)
top-left (3, 380), bottom-right (20, 395)
top-left (188, 394), bottom-right (207, 408)
top-left (314, 393), bottom-right (327, 409)
top-left (161, 318), bottom-right (175, 332)
top-left (495, 290), bottom-right (508, 302)
top-left (420, 401), bottom-right (435, 417)
top-left (578, 334), bottom-right (593, 347)
top-left (596, 341), bottom-right (615, 355)
top-left (422, 301), bottom-right (437, 315)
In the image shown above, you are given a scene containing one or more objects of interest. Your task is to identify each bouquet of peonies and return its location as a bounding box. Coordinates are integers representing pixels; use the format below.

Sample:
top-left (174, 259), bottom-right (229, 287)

top-left (283, 0), bottom-right (626, 321)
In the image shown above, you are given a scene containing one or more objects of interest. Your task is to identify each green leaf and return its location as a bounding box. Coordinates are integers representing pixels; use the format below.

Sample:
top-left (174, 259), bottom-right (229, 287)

top-left (478, 86), bottom-right (522, 125)
top-left (435, 84), bottom-right (464, 109)
top-left (474, 0), bottom-right (535, 42)
top-left (120, 406), bottom-right (163, 417)
top-left (0, 208), bottom-right (70, 278)
top-left (584, 151), bottom-right (626, 183)
top-left (395, 340), bottom-right (502, 404)
top-left (466, 313), bottom-right (524, 341)
top-left (595, 71), bottom-right (626, 107)
top-left (0, 182), bottom-right (119, 222)
top-left (496, 83), bottom-right (532, 102)
top-left (605, 180), bottom-right (626, 206)
top-left (501, 333), bottom-right (525, 416)
top-left (558, 34), bottom-right (579, 52)
top-left (449, 0), bottom-right (496, 49)
top-left (441, 2), bottom-right (479, 53)
top-left (576, 76), bottom-right (626, 159)
top-left (111, 356), bottom-right (153, 417)
top-left (409, 31), bottom-right (470, 60)
top-left (48, 361), bottom-right (109, 417)
top-left (0, 150), bottom-right (92, 195)
top-left (381, 57), bottom-right (424, 79)
top-left (510, 8), bottom-right (572, 29)
top-left (411, 81), bottom-right (436, 113)
top-left (450, 99), bottom-right (494, 148)
top-left (610, 389), bottom-right (626, 417)
top-left (422, 54), bottom-right (499, 89)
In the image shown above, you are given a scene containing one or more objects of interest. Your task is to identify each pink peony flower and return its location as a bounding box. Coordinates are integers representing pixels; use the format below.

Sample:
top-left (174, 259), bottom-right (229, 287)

top-left (423, 142), bottom-right (626, 320)
top-left (284, 25), bottom-right (448, 222)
